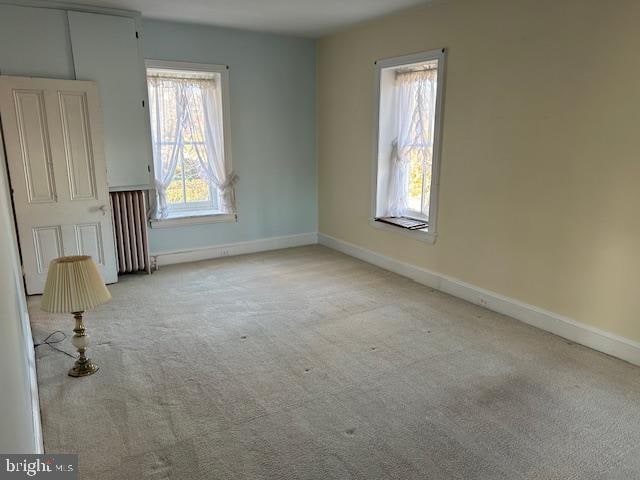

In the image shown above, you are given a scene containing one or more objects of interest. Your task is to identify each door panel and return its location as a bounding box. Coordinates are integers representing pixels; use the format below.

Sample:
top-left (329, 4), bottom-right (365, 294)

top-left (32, 226), bottom-right (63, 274)
top-left (74, 222), bottom-right (105, 265)
top-left (14, 89), bottom-right (57, 203)
top-left (59, 91), bottom-right (97, 201)
top-left (0, 76), bottom-right (118, 294)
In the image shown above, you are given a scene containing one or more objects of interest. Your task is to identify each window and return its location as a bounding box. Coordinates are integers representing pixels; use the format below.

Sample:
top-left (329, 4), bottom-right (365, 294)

top-left (373, 49), bottom-right (445, 241)
top-left (146, 60), bottom-right (236, 224)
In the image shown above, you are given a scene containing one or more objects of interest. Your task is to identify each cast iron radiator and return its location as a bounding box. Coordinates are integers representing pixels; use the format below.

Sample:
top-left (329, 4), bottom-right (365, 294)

top-left (109, 190), bottom-right (151, 274)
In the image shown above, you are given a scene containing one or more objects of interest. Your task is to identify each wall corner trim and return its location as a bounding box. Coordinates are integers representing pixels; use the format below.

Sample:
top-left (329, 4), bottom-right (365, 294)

top-left (152, 232), bottom-right (318, 267)
top-left (318, 232), bottom-right (640, 367)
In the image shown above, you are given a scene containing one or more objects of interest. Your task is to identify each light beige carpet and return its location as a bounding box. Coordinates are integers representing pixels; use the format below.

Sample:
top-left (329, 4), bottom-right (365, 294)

top-left (29, 245), bottom-right (640, 479)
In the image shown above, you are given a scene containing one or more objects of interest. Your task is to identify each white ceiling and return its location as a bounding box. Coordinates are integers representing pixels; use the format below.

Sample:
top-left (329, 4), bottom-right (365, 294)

top-left (61, 0), bottom-right (430, 37)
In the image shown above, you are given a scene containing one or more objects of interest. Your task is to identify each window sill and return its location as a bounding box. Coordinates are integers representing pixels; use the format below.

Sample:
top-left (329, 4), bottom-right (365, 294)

top-left (151, 211), bottom-right (237, 229)
top-left (370, 218), bottom-right (437, 244)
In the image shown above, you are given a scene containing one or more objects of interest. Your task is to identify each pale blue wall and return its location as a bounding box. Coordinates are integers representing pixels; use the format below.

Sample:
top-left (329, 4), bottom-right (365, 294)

top-left (0, 5), bottom-right (317, 255)
top-left (142, 20), bottom-right (317, 253)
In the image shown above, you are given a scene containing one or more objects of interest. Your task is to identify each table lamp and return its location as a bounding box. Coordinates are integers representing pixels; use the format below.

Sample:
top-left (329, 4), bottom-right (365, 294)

top-left (40, 255), bottom-right (111, 377)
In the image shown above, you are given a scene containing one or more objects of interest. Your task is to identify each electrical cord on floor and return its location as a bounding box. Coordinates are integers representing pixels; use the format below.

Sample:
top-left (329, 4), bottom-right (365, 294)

top-left (34, 331), bottom-right (77, 358)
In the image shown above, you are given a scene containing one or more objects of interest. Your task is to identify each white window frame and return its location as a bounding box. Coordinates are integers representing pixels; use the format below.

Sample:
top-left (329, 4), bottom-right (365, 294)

top-left (371, 49), bottom-right (446, 244)
top-left (145, 59), bottom-right (235, 228)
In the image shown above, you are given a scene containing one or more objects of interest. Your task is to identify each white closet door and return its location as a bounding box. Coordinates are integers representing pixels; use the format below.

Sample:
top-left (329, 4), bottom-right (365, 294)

top-left (0, 76), bottom-right (118, 294)
top-left (68, 11), bottom-right (152, 190)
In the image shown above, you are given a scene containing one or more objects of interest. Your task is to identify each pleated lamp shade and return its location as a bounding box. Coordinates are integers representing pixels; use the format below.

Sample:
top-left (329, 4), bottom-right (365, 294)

top-left (41, 256), bottom-right (111, 313)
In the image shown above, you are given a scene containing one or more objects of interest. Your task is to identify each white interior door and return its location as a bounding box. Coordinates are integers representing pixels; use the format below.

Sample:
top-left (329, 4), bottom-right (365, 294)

top-left (0, 76), bottom-right (118, 294)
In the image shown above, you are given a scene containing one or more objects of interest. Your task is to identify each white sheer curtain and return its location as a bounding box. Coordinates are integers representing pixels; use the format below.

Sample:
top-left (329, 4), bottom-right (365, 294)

top-left (148, 76), bottom-right (186, 219)
top-left (386, 69), bottom-right (437, 217)
top-left (148, 73), bottom-right (237, 219)
top-left (183, 80), bottom-right (238, 213)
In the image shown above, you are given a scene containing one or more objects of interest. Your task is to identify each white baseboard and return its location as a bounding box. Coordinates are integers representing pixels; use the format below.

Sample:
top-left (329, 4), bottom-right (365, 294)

top-left (152, 232), bottom-right (318, 267)
top-left (23, 305), bottom-right (43, 454)
top-left (319, 233), bottom-right (640, 367)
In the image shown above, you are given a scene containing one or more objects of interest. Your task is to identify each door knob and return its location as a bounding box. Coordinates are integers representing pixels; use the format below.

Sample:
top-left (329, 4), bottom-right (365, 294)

top-left (99, 204), bottom-right (108, 216)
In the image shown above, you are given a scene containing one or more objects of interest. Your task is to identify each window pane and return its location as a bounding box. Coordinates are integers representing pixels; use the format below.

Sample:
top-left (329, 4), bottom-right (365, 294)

top-left (407, 149), bottom-right (423, 214)
top-left (183, 144), bottom-right (210, 203)
top-left (183, 87), bottom-right (205, 143)
top-left (159, 85), bottom-right (178, 138)
top-left (160, 144), bottom-right (176, 178)
top-left (186, 178), bottom-right (211, 203)
top-left (166, 177), bottom-right (184, 204)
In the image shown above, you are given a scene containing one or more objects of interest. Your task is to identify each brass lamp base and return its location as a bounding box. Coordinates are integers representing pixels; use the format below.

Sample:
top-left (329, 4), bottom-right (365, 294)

top-left (68, 358), bottom-right (99, 377)
top-left (68, 311), bottom-right (99, 378)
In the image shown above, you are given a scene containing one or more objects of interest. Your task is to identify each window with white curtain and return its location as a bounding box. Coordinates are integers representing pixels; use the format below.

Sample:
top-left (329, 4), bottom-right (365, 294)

top-left (373, 50), bottom-right (445, 241)
top-left (146, 61), bottom-right (236, 222)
